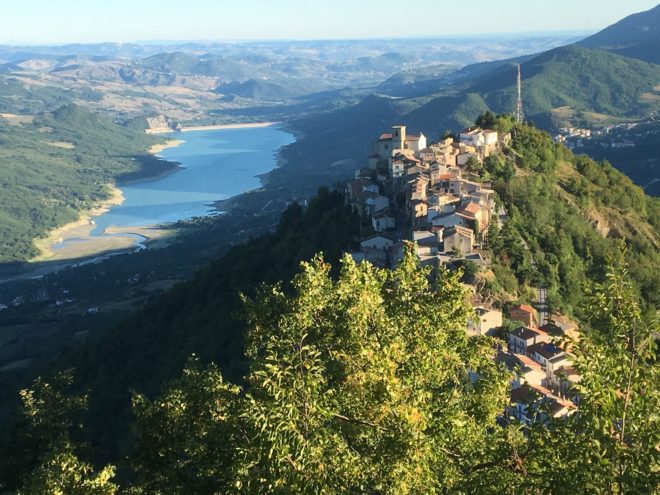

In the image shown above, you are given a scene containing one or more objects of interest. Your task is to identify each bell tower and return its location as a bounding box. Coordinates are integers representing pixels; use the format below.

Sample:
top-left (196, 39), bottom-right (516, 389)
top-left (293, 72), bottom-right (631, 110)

top-left (392, 125), bottom-right (406, 150)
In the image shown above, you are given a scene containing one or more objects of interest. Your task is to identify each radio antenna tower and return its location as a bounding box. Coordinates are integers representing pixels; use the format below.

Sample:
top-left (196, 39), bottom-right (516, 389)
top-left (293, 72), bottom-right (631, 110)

top-left (515, 64), bottom-right (524, 123)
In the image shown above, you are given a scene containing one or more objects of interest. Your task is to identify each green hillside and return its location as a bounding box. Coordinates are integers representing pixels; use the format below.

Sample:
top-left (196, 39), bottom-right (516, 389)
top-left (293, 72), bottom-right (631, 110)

top-left (132, 52), bottom-right (279, 82)
top-left (0, 77), bottom-right (102, 114)
top-left (136, 52), bottom-right (200, 73)
top-left (216, 78), bottom-right (315, 101)
top-left (0, 104), bottom-right (165, 261)
top-left (46, 189), bottom-right (358, 464)
top-left (411, 45), bottom-right (660, 131)
top-left (480, 118), bottom-right (659, 314)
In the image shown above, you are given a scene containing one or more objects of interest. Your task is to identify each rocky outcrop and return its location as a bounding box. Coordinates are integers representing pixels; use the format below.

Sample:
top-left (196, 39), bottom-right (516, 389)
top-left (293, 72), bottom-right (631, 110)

top-left (145, 114), bottom-right (180, 133)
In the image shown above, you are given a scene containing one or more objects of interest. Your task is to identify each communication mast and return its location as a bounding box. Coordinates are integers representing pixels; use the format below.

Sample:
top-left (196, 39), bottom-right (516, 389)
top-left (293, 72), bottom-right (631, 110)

top-left (515, 64), bottom-right (524, 123)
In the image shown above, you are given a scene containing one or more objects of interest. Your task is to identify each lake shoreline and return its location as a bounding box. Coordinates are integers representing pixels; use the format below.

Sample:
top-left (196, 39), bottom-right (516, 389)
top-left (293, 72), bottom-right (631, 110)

top-left (30, 139), bottom-right (186, 263)
top-left (31, 185), bottom-right (127, 262)
top-left (21, 124), bottom-right (291, 272)
top-left (146, 122), bottom-right (278, 134)
top-left (148, 139), bottom-right (185, 154)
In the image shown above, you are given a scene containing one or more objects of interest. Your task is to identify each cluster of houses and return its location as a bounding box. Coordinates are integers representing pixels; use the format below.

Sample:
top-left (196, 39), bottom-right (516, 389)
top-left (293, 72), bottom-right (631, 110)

top-left (345, 123), bottom-right (581, 425)
top-left (503, 304), bottom-right (581, 424)
top-left (554, 124), bottom-right (639, 150)
top-left (465, 302), bottom-right (581, 423)
top-left (347, 124), bottom-right (508, 269)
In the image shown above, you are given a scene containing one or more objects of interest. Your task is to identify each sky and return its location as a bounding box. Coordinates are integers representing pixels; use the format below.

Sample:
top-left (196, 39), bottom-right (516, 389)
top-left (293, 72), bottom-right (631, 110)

top-left (2, 0), bottom-right (658, 44)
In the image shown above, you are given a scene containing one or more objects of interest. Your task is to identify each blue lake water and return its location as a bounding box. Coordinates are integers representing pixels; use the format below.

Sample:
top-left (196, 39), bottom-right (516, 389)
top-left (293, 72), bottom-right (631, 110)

top-left (91, 125), bottom-right (295, 234)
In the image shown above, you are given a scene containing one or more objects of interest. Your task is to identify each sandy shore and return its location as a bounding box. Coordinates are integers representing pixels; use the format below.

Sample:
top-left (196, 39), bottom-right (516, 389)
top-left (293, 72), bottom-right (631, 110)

top-left (148, 139), bottom-right (185, 154)
top-left (31, 185), bottom-right (127, 262)
top-left (146, 122), bottom-right (278, 134)
top-left (32, 218), bottom-right (177, 262)
top-left (29, 136), bottom-right (189, 262)
top-left (105, 225), bottom-right (177, 248)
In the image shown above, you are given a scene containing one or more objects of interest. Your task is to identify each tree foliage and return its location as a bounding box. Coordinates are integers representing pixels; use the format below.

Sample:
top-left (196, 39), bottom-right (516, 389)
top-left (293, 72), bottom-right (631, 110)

top-left (19, 443), bottom-right (117, 495)
top-left (13, 372), bottom-right (118, 494)
top-left (129, 248), bottom-right (519, 494)
top-left (523, 250), bottom-right (659, 493)
top-left (483, 118), bottom-right (659, 314)
top-left (10, 250), bottom-right (659, 494)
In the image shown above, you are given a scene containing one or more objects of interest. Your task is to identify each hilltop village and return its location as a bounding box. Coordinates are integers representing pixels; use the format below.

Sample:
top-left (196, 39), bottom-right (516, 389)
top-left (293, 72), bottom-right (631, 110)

top-left (346, 124), bottom-right (580, 423)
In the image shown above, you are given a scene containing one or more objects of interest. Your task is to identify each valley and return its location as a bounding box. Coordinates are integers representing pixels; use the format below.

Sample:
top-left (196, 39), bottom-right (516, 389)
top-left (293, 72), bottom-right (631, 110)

top-left (1, 6), bottom-right (659, 403)
top-left (0, 3), bottom-right (658, 493)
top-left (34, 125), bottom-right (294, 263)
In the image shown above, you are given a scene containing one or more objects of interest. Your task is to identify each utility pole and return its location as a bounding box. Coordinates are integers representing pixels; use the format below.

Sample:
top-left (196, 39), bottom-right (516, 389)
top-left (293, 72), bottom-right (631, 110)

top-left (515, 64), bottom-right (524, 124)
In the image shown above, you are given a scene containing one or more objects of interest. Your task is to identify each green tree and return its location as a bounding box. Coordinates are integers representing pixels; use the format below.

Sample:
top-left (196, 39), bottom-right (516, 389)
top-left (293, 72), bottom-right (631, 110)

top-left (524, 253), bottom-right (659, 493)
top-left (19, 443), bottom-right (117, 495)
top-left (465, 156), bottom-right (483, 175)
top-left (130, 361), bottom-right (240, 495)
top-left (476, 111), bottom-right (497, 129)
top-left (15, 372), bottom-right (118, 494)
top-left (130, 248), bottom-right (521, 494)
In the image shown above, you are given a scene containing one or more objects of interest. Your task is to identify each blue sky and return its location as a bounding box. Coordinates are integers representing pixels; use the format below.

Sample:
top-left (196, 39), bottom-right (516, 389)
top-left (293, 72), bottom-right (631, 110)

top-left (3, 0), bottom-right (658, 44)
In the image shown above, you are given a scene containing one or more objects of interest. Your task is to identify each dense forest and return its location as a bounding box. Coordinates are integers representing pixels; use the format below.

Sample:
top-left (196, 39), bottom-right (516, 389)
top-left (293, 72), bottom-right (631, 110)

top-left (0, 187), bottom-right (361, 486)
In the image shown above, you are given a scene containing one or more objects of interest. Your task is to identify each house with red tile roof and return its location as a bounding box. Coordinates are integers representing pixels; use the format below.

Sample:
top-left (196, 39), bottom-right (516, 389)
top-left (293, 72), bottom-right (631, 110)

top-left (509, 303), bottom-right (539, 328)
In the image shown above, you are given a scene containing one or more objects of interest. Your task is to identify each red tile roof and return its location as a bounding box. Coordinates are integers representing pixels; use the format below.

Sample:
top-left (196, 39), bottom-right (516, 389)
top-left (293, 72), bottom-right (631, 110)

top-left (513, 353), bottom-right (542, 369)
top-left (460, 202), bottom-right (481, 215)
top-left (379, 133), bottom-right (393, 141)
top-left (511, 326), bottom-right (546, 341)
top-left (513, 304), bottom-right (536, 315)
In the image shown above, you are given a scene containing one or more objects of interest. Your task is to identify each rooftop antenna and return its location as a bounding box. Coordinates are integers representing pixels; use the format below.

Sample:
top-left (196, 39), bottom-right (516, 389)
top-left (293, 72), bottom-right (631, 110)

top-left (515, 64), bottom-right (524, 124)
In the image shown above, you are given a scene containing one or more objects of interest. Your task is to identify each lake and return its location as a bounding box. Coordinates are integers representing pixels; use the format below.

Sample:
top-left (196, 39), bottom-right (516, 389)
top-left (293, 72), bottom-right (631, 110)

top-left (91, 125), bottom-right (295, 234)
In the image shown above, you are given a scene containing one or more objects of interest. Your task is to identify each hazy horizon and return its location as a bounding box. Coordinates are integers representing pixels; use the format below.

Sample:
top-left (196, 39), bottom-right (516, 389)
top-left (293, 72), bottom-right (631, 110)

top-left (1, 29), bottom-right (594, 47)
top-left (2, 0), bottom-right (657, 45)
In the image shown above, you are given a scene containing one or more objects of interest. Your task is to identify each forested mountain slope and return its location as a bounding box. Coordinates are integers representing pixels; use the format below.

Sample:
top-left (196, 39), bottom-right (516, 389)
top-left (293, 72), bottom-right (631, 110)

top-left (0, 104), bottom-right (164, 261)
top-left (46, 189), bottom-right (359, 463)
top-left (475, 117), bottom-right (659, 315)
top-left (1, 119), bottom-right (656, 477)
